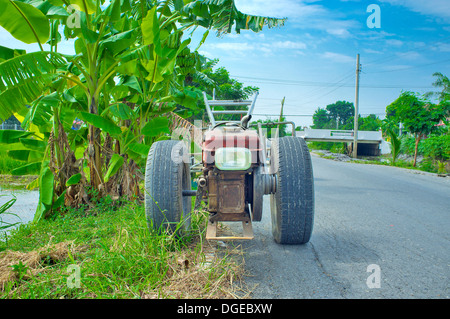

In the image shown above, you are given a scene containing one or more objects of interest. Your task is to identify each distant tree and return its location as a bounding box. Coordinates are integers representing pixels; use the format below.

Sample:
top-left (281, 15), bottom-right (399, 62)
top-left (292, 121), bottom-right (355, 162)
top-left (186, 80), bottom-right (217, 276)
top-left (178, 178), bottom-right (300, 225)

top-left (203, 60), bottom-right (258, 101)
top-left (386, 91), bottom-right (447, 166)
top-left (186, 57), bottom-right (259, 122)
top-left (312, 101), bottom-right (355, 129)
top-left (430, 72), bottom-right (450, 103)
top-left (312, 101), bottom-right (380, 131)
top-left (312, 108), bottom-right (330, 129)
top-left (326, 100), bottom-right (355, 129)
top-left (358, 114), bottom-right (382, 131)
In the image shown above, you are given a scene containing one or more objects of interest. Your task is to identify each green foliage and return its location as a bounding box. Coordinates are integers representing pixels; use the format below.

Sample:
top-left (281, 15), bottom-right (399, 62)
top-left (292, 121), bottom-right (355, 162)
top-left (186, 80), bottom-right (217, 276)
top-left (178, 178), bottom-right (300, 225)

top-left (386, 91), bottom-right (445, 137)
top-left (0, 150), bottom-right (24, 174)
top-left (0, 203), bottom-right (238, 299)
top-left (254, 116), bottom-right (288, 138)
top-left (307, 141), bottom-right (346, 154)
top-left (0, 194), bottom-right (19, 231)
top-left (104, 154), bottom-right (124, 183)
top-left (325, 100), bottom-right (354, 129)
top-left (0, 51), bottom-right (66, 120)
top-left (0, 0), bottom-right (50, 45)
top-left (359, 114), bottom-right (382, 131)
top-left (400, 134), bottom-right (450, 161)
top-left (386, 90), bottom-right (448, 166)
top-left (10, 261), bottom-right (29, 282)
top-left (387, 128), bottom-right (401, 164)
top-left (312, 108), bottom-right (329, 129)
top-left (312, 101), bottom-right (381, 131)
top-left (429, 72), bottom-right (450, 103)
top-left (185, 57), bottom-right (259, 121)
top-left (0, 0), bottom-right (285, 222)
top-left (203, 61), bottom-right (258, 100)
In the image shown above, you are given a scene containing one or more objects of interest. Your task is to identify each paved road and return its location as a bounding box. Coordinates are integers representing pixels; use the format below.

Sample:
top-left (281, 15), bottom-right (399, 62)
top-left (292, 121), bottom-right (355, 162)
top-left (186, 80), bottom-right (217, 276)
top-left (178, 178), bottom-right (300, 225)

top-left (237, 155), bottom-right (449, 298)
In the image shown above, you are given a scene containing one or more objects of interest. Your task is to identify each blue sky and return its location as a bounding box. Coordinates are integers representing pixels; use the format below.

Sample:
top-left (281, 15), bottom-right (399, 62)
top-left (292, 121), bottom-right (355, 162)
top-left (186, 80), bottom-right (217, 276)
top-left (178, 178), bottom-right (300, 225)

top-left (194, 0), bottom-right (450, 127)
top-left (1, 0), bottom-right (449, 128)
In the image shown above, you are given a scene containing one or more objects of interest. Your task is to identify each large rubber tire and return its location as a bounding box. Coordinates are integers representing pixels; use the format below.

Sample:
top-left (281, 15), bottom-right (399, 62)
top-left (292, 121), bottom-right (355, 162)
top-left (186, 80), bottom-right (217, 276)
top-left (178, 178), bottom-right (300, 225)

top-left (270, 136), bottom-right (314, 244)
top-left (144, 140), bottom-right (191, 235)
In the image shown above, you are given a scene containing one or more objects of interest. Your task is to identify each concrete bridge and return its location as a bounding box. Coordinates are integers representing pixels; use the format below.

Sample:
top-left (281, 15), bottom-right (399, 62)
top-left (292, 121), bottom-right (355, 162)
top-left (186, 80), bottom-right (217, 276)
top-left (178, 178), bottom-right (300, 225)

top-left (297, 129), bottom-right (387, 156)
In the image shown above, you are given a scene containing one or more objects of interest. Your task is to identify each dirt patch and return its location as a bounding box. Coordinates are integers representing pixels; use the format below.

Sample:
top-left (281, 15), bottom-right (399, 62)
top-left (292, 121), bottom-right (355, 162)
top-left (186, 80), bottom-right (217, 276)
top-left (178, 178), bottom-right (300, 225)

top-left (143, 242), bottom-right (248, 299)
top-left (0, 241), bottom-right (81, 290)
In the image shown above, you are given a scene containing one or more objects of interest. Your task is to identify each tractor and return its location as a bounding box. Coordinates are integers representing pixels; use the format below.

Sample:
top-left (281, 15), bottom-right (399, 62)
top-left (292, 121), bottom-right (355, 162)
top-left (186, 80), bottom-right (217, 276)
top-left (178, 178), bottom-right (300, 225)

top-left (144, 92), bottom-right (314, 244)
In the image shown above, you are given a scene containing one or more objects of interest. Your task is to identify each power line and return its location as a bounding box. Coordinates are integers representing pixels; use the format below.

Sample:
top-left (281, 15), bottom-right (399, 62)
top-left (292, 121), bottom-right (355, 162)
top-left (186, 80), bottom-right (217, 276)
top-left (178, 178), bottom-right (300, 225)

top-left (231, 74), bottom-right (434, 89)
top-left (366, 57), bottom-right (450, 74)
top-left (231, 74), bottom-right (356, 87)
top-left (363, 35), bottom-right (450, 67)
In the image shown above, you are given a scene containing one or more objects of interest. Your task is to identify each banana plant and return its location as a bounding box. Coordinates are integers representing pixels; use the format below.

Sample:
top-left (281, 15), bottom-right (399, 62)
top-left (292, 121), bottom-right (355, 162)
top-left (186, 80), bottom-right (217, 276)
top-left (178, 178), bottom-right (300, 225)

top-left (0, 0), bottom-right (286, 221)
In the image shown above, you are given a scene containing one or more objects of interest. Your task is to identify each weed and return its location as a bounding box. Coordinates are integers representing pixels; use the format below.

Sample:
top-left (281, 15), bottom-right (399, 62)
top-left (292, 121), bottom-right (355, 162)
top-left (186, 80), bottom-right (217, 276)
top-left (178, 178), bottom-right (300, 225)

top-left (0, 202), bottom-right (243, 299)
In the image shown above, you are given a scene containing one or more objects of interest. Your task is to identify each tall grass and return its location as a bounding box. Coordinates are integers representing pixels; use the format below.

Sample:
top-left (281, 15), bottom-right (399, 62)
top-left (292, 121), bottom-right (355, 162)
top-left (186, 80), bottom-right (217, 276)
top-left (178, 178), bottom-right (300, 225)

top-left (0, 200), bottom-right (242, 298)
top-left (0, 150), bottom-right (23, 175)
top-left (0, 195), bottom-right (19, 231)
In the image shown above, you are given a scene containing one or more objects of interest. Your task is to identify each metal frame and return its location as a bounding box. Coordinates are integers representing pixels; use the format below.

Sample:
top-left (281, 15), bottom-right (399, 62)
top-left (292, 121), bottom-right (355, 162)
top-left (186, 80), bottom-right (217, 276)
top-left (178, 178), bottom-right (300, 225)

top-left (202, 91), bottom-right (259, 127)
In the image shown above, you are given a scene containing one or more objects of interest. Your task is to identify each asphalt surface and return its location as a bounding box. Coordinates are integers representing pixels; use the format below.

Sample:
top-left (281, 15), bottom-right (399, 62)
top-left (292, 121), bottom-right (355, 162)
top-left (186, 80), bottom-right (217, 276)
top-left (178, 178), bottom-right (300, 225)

top-left (234, 155), bottom-right (450, 299)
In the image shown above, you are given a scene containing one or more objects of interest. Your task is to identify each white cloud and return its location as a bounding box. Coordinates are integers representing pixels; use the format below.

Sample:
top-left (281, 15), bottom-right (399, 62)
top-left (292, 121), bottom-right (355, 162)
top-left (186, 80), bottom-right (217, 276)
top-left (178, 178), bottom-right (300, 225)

top-left (234, 0), bottom-right (326, 20)
top-left (270, 40), bottom-right (307, 49)
top-left (385, 39), bottom-right (404, 47)
top-left (380, 64), bottom-right (412, 72)
top-left (321, 52), bottom-right (354, 63)
top-left (205, 39), bottom-right (307, 57)
top-left (396, 51), bottom-right (423, 60)
top-left (432, 42), bottom-right (450, 52)
top-left (380, 0), bottom-right (450, 21)
top-left (234, 0), bottom-right (358, 38)
top-left (197, 50), bottom-right (214, 59)
top-left (207, 42), bottom-right (255, 52)
top-left (326, 28), bottom-right (351, 38)
top-left (364, 48), bottom-right (384, 55)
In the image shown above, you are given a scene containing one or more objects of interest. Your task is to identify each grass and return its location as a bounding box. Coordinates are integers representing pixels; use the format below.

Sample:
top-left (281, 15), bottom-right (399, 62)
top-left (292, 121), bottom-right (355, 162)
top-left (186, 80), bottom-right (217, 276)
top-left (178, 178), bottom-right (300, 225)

top-left (0, 150), bottom-right (24, 175)
top-left (0, 199), bottom-right (245, 299)
top-left (310, 145), bottom-right (449, 175)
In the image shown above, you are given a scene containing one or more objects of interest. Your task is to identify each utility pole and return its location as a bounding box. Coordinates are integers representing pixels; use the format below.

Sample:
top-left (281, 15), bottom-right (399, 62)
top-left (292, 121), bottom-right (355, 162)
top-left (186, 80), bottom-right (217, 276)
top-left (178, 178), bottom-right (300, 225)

top-left (352, 53), bottom-right (361, 158)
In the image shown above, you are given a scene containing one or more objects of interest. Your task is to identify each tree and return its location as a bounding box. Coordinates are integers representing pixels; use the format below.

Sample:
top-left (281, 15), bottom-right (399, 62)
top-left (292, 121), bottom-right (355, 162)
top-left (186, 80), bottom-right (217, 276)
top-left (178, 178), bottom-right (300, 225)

top-left (203, 61), bottom-right (258, 101)
top-left (325, 100), bottom-right (354, 129)
top-left (386, 91), bottom-right (447, 167)
top-left (312, 108), bottom-right (329, 129)
top-left (0, 0), bottom-right (286, 221)
top-left (358, 114), bottom-right (382, 131)
top-left (430, 72), bottom-right (450, 103)
top-left (311, 101), bottom-right (355, 129)
top-left (185, 57), bottom-right (259, 122)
